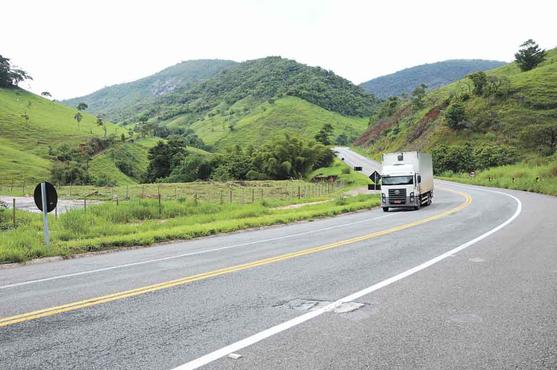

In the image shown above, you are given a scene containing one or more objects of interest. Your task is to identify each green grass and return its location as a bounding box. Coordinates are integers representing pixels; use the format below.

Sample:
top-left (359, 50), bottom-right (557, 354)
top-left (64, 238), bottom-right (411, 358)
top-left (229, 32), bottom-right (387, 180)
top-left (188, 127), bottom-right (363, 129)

top-left (309, 159), bottom-right (371, 187)
top-left (440, 158), bottom-right (557, 196)
top-left (0, 88), bottom-right (126, 182)
top-left (174, 96), bottom-right (368, 149)
top-left (0, 193), bottom-right (380, 264)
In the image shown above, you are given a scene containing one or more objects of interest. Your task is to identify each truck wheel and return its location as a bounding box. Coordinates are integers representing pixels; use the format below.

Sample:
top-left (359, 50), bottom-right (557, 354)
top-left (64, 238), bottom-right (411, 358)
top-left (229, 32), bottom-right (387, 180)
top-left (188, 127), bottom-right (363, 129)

top-left (427, 196), bottom-right (432, 206)
top-left (382, 207), bottom-right (389, 212)
top-left (414, 201), bottom-right (421, 211)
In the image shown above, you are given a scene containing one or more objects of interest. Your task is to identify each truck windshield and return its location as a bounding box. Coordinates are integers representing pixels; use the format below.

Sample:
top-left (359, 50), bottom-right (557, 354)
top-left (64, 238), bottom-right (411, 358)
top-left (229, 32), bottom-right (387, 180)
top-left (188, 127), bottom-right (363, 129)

top-left (382, 176), bottom-right (414, 185)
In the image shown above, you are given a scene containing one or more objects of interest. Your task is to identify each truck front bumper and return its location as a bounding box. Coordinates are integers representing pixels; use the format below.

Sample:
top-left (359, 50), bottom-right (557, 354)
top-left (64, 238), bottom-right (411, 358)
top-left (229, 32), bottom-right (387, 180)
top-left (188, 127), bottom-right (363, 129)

top-left (382, 195), bottom-right (419, 208)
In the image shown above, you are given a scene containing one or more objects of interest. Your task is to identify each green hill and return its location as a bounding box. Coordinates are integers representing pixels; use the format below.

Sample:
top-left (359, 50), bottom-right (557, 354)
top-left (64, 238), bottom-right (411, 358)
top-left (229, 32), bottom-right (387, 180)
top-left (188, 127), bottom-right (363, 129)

top-left (178, 96), bottom-right (369, 148)
top-left (63, 59), bottom-right (237, 122)
top-left (360, 59), bottom-right (505, 99)
top-left (88, 138), bottom-right (210, 185)
top-left (136, 56), bottom-right (376, 149)
top-left (355, 48), bottom-right (557, 170)
top-left (0, 88), bottom-right (126, 182)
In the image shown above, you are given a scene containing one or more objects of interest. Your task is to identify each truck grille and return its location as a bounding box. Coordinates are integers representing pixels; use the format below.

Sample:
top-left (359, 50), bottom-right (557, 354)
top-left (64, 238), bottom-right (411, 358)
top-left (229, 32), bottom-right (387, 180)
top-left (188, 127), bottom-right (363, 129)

top-left (388, 188), bottom-right (406, 204)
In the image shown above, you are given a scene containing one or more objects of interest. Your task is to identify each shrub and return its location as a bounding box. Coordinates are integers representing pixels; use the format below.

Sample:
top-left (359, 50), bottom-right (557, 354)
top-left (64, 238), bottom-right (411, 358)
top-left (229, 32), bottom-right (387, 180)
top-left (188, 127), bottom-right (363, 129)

top-left (445, 103), bottom-right (467, 130)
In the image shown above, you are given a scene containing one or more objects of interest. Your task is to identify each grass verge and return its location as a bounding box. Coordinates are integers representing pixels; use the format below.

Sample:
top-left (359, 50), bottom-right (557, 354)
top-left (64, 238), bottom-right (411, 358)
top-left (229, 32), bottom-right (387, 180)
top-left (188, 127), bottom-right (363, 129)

top-left (0, 194), bottom-right (379, 264)
top-left (439, 159), bottom-right (557, 196)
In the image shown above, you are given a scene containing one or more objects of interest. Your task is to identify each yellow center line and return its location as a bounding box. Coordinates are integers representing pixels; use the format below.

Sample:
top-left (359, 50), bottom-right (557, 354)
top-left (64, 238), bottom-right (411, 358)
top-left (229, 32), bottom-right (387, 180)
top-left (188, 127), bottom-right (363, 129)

top-left (0, 187), bottom-right (472, 328)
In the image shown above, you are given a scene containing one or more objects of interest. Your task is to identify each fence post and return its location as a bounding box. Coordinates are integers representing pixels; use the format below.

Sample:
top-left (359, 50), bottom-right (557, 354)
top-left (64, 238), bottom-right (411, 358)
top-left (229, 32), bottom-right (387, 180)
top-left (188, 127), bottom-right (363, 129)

top-left (251, 188), bottom-right (255, 203)
top-left (158, 193), bottom-right (162, 216)
top-left (298, 185), bottom-right (301, 199)
top-left (84, 198), bottom-right (87, 213)
top-left (260, 188), bottom-right (264, 200)
top-left (229, 189), bottom-right (233, 203)
top-left (12, 198), bottom-right (16, 227)
top-left (194, 193), bottom-right (198, 206)
top-left (116, 195), bottom-right (119, 206)
top-left (220, 191), bottom-right (224, 205)
top-left (55, 206), bottom-right (58, 219)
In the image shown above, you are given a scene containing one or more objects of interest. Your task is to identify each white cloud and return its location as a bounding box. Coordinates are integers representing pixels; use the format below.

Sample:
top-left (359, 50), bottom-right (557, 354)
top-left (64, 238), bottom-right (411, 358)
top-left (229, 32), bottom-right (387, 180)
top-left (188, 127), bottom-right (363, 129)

top-left (2, 0), bottom-right (555, 99)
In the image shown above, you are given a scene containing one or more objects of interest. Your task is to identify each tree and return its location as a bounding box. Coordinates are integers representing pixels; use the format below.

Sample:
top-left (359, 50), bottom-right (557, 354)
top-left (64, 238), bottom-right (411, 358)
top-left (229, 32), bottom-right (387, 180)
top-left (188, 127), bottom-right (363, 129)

top-left (0, 55), bottom-right (32, 88)
top-left (515, 39), bottom-right (546, 71)
top-left (411, 84), bottom-right (427, 109)
top-left (76, 102), bottom-right (88, 111)
top-left (314, 123), bottom-right (334, 145)
top-left (467, 72), bottom-right (487, 96)
top-left (97, 116), bottom-right (107, 137)
top-left (73, 111), bottom-right (83, 127)
top-left (144, 137), bottom-right (187, 182)
top-left (41, 91), bottom-right (52, 98)
top-left (335, 133), bottom-right (349, 145)
top-left (445, 103), bottom-right (467, 130)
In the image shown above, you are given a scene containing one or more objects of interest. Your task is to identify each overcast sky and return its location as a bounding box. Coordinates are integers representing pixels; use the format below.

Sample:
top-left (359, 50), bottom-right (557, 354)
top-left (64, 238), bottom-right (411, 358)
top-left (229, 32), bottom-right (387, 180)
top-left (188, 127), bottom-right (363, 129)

top-left (2, 0), bottom-right (556, 99)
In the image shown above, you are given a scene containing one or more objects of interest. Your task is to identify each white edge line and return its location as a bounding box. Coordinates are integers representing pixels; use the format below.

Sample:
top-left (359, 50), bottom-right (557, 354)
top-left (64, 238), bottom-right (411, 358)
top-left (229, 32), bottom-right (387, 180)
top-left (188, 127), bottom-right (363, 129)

top-left (0, 214), bottom-right (395, 290)
top-left (174, 188), bottom-right (522, 370)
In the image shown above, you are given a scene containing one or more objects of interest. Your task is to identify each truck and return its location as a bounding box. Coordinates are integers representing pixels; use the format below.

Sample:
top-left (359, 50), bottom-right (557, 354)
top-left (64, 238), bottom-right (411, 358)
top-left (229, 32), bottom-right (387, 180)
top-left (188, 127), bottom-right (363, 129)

top-left (380, 152), bottom-right (433, 212)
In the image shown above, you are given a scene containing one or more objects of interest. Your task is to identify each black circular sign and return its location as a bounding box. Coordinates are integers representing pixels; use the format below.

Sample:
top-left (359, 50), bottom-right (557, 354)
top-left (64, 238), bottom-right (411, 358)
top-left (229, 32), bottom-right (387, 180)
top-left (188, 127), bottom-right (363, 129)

top-left (34, 182), bottom-right (58, 213)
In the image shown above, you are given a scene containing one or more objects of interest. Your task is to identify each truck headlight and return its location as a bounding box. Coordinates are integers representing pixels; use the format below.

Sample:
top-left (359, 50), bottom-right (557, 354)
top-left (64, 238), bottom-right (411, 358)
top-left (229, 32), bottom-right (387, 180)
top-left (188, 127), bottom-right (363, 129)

top-left (410, 192), bottom-right (415, 201)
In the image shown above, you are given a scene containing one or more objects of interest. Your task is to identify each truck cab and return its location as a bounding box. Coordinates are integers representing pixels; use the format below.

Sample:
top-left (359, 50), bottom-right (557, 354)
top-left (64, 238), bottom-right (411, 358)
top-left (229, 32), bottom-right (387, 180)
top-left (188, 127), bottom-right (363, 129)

top-left (380, 152), bottom-right (433, 212)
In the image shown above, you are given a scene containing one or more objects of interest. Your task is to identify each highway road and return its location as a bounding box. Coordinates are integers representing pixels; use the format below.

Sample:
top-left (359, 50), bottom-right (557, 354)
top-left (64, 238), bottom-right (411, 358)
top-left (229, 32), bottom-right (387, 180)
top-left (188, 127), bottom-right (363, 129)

top-left (1, 148), bottom-right (556, 369)
top-left (334, 146), bottom-right (381, 177)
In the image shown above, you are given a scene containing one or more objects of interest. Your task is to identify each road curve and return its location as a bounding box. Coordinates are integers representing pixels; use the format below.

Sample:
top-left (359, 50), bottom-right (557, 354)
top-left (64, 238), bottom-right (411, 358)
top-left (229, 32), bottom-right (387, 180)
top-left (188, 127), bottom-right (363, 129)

top-left (334, 146), bottom-right (381, 177)
top-left (0, 150), bottom-right (555, 369)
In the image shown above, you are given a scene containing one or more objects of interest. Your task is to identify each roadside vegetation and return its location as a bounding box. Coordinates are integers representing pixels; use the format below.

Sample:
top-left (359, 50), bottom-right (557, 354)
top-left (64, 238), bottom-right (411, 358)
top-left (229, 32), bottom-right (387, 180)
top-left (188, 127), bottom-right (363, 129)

top-left (0, 193), bottom-right (379, 264)
top-left (356, 41), bottom-right (556, 178)
top-left (440, 155), bottom-right (557, 196)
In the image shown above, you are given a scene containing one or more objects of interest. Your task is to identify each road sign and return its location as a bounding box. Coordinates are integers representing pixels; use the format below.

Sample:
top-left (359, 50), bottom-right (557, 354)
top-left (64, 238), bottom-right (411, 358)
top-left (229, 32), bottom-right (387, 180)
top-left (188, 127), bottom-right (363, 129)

top-left (369, 170), bottom-right (381, 183)
top-left (34, 182), bottom-right (58, 213)
top-left (34, 182), bottom-right (57, 249)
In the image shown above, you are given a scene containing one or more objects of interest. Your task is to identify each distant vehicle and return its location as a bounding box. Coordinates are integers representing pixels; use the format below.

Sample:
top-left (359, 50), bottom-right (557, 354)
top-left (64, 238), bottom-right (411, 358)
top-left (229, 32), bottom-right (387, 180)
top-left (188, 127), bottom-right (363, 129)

top-left (380, 152), bottom-right (433, 212)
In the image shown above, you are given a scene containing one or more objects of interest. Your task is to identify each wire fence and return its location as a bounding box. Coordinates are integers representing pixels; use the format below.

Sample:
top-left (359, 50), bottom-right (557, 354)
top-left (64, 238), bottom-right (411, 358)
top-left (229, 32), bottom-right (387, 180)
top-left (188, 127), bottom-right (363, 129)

top-left (0, 179), bottom-right (344, 201)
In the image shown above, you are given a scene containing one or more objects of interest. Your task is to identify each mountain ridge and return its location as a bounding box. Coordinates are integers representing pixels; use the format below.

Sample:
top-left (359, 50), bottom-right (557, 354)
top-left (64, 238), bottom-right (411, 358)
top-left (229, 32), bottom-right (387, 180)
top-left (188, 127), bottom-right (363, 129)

top-left (360, 59), bottom-right (506, 99)
top-left (63, 59), bottom-right (237, 121)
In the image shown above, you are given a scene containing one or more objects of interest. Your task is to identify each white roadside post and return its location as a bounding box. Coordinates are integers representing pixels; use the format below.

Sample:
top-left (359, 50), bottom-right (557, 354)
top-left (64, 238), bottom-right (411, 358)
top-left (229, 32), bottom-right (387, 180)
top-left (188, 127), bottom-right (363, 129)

top-left (41, 182), bottom-right (50, 248)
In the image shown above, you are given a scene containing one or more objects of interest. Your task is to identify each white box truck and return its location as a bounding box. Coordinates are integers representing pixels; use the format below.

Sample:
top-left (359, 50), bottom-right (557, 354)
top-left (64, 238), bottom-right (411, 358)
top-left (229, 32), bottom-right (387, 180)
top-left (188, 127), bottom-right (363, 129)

top-left (380, 152), bottom-right (433, 212)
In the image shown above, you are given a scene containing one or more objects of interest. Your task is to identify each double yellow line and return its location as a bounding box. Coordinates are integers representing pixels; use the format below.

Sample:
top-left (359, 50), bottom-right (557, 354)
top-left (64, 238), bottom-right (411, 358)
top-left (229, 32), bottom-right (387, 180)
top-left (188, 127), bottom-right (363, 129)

top-left (0, 188), bottom-right (472, 328)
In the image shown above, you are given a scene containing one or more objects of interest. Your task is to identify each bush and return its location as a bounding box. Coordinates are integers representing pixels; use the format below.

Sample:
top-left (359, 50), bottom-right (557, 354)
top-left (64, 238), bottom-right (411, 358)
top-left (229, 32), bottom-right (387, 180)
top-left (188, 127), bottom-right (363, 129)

top-left (432, 143), bottom-right (517, 174)
top-left (445, 103), bottom-right (467, 130)
top-left (51, 161), bottom-right (91, 185)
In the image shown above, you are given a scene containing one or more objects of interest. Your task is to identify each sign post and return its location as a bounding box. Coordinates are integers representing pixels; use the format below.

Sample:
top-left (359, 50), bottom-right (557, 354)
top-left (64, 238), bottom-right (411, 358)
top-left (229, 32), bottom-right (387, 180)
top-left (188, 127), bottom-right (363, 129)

top-left (368, 171), bottom-right (382, 191)
top-left (41, 182), bottom-right (50, 248)
top-left (34, 182), bottom-right (58, 250)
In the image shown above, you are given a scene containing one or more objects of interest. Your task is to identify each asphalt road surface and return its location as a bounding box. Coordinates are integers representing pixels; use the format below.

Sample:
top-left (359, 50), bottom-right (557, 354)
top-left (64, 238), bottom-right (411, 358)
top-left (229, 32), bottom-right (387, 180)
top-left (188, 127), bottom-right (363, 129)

top-left (1, 149), bottom-right (555, 369)
top-left (334, 146), bottom-right (381, 177)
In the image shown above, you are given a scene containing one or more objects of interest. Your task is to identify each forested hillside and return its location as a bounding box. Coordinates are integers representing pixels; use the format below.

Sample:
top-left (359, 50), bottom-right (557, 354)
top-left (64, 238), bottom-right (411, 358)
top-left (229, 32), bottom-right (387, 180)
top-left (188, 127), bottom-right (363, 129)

top-left (355, 47), bottom-right (557, 174)
top-left (360, 59), bottom-right (505, 99)
top-left (63, 59), bottom-right (237, 122)
top-left (141, 56), bottom-right (377, 123)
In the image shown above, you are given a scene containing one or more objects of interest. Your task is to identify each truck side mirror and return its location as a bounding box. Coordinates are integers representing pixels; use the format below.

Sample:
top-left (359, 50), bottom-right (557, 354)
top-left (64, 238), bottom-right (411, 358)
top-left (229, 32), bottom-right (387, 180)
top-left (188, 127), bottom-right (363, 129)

top-left (418, 175), bottom-right (422, 183)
